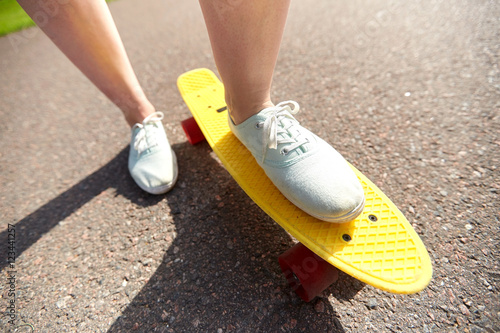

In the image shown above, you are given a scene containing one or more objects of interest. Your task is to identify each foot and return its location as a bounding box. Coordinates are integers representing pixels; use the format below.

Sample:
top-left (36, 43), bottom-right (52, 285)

top-left (128, 112), bottom-right (178, 194)
top-left (228, 101), bottom-right (365, 223)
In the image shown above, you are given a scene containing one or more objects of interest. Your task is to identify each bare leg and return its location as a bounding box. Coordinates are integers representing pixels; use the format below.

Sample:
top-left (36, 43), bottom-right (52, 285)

top-left (17, 0), bottom-right (154, 127)
top-left (17, 0), bottom-right (177, 195)
top-left (200, 1), bottom-right (365, 222)
top-left (199, 0), bottom-right (291, 125)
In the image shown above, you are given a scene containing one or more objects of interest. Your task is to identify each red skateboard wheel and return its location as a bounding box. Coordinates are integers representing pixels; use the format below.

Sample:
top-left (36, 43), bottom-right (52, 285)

top-left (279, 243), bottom-right (339, 302)
top-left (181, 117), bottom-right (206, 145)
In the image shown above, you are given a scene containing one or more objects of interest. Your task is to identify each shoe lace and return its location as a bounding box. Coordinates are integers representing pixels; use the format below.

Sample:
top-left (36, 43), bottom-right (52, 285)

top-left (132, 111), bottom-right (164, 154)
top-left (258, 101), bottom-right (309, 162)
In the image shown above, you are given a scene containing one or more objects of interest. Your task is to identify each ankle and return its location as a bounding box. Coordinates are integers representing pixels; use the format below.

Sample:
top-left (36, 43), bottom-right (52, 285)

top-left (228, 100), bottom-right (275, 125)
top-left (123, 102), bottom-right (156, 127)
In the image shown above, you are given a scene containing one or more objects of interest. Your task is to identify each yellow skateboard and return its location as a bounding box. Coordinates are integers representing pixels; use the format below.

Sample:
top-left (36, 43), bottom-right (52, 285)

top-left (178, 68), bottom-right (432, 301)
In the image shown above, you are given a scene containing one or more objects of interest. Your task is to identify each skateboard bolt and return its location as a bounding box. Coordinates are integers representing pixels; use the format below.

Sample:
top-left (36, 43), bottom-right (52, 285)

top-left (368, 214), bottom-right (378, 222)
top-left (342, 234), bottom-right (352, 242)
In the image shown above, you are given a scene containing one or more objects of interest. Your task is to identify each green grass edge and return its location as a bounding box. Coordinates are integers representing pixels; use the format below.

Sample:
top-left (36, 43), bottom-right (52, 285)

top-left (0, 0), bottom-right (35, 37)
top-left (0, 0), bottom-right (117, 37)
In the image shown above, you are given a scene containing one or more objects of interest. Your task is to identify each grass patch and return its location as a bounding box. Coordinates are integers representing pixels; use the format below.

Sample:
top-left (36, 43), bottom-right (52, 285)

top-left (0, 0), bottom-right (35, 37)
top-left (0, 0), bottom-right (117, 37)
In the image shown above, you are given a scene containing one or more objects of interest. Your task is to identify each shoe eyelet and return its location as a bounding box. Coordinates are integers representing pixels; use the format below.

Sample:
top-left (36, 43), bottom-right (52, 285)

top-left (255, 122), bottom-right (262, 129)
top-left (280, 148), bottom-right (289, 155)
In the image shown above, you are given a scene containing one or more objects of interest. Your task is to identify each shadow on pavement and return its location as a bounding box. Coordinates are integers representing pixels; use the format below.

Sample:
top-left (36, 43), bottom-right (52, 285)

top-left (0, 147), bottom-right (162, 272)
top-left (3, 140), bottom-right (361, 331)
top-left (107, 142), bottom-right (354, 332)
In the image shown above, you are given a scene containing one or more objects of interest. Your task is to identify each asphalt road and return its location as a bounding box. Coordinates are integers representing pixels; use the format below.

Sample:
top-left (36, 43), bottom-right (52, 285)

top-left (0, 0), bottom-right (499, 332)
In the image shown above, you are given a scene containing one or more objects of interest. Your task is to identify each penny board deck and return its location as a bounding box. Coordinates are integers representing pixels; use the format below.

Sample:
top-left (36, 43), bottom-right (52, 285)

top-left (177, 68), bottom-right (432, 294)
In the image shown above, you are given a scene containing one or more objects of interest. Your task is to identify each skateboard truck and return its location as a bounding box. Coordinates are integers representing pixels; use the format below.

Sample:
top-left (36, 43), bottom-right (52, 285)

top-left (279, 243), bottom-right (339, 302)
top-left (181, 117), bottom-right (206, 145)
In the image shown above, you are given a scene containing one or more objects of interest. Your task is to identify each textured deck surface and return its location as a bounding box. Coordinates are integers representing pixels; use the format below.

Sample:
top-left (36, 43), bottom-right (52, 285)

top-left (178, 68), bottom-right (432, 294)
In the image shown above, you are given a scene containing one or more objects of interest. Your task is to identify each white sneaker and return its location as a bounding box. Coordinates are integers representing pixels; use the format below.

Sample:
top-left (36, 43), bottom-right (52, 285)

top-left (229, 101), bottom-right (365, 223)
top-left (128, 112), bottom-right (178, 194)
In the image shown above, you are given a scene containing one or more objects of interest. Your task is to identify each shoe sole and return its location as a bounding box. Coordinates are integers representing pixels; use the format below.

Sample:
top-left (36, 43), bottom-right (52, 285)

top-left (283, 191), bottom-right (366, 224)
top-left (312, 196), bottom-right (366, 223)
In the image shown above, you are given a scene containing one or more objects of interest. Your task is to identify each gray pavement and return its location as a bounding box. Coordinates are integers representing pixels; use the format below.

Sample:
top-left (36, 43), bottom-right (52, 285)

top-left (0, 0), bottom-right (499, 332)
